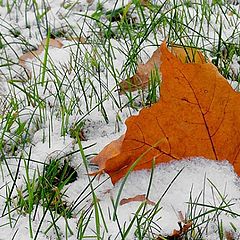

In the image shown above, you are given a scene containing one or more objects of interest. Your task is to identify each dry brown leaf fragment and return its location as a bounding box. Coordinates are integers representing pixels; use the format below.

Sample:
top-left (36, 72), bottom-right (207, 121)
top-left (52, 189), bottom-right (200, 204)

top-left (41, 38), bottom-right (63, 48)
top-left (19, 38), bottom-right (63, 78)
top-left (156, 220), bottom-right (192, 240)
top-left (66, 36), bottom-right (87, 43)
top-left (86, 0), bottom-right (94, 5)
top-left (119, 43), bottom-right (206, 93)
top-left (140, 0), bottom-right (149, 6)
top-left (225, 231), bottom-right (235, 240)
top-left (120, 194), bottom-right (155, 206)
top-left (172, 221), bottom-right (192, 236)
top-left (119, 47), bottom-right (162, 92)
top-left (170, 221), bottom-right (192, 239)
top-left (19, 38), bottom-right (63, 63)
top-left (92, 41), bottom-right (240, 184)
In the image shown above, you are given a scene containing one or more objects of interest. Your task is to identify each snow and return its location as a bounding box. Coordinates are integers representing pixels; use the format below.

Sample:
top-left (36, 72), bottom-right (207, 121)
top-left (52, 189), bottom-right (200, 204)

top-left (0, 0), bottom-right (240, 239)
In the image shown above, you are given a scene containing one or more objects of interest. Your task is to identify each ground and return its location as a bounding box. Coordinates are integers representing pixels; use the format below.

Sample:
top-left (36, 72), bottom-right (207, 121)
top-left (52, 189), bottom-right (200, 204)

top-left (0, 0), bottom-right (240, 239)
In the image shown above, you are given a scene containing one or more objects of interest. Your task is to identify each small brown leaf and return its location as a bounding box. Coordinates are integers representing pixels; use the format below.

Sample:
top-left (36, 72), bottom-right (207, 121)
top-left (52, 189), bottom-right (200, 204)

top-left (66, 36), bottom-right (87, 43)
top-left (120, 194), bottom-right (155, 206)
top-left (140, 0), bottom-right (149, 7)
top-left (156, 221), bottom-right (192, 240)
top-left (86, 0), bottom-right (94, 5)
top-left (41, 38), bottom-right (63, 48)
top-left (171, 221), bottom-right (192, 239)
top-left (19, 38), bottom-right (63, 78)
top-left (119, 47), bottom-right (162, 92)
top-left (119, 44), bottom-right (206, 93)
top-left (225, 231), bottom-right (234, 240)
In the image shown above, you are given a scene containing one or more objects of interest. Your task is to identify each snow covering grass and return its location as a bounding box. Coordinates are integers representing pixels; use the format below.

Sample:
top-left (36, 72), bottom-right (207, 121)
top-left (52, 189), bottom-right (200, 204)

top-left (0, 0), bottom-right (240, 239)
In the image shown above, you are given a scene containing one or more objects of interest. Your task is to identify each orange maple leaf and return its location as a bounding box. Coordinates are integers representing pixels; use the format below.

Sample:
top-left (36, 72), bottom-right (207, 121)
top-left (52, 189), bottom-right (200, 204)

top-left (92, 42), bottom-right (240, 184)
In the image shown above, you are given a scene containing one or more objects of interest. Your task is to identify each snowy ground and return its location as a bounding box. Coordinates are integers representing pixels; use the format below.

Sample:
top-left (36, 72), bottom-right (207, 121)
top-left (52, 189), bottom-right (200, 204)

top-left (0, 0), bottom-right (240, 239)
